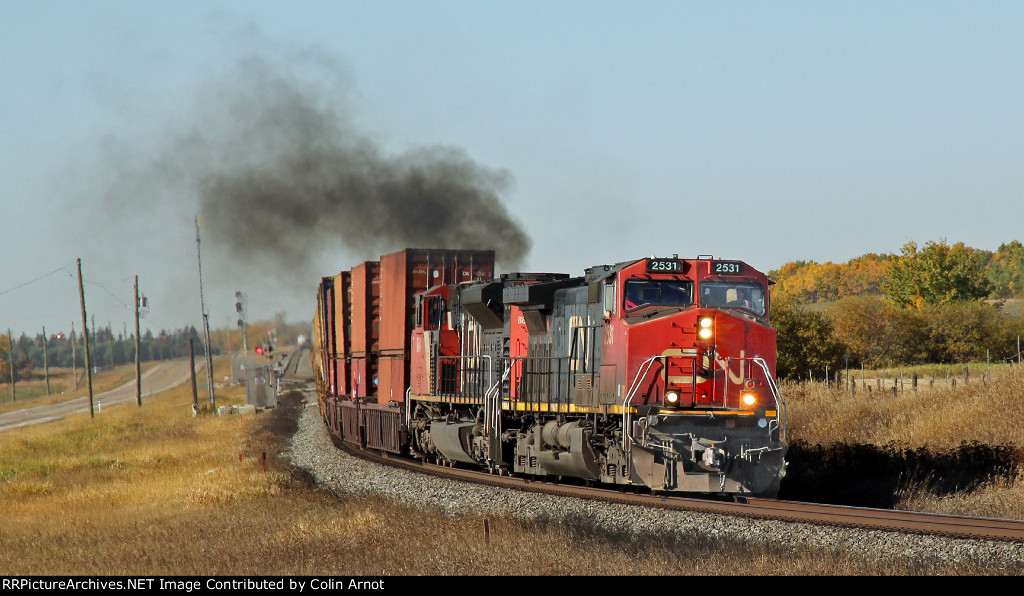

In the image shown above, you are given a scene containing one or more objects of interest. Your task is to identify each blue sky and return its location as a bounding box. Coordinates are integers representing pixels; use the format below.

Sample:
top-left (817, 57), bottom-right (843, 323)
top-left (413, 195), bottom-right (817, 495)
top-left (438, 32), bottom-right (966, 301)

top-left (2, 1), bottom-right (1022, 338)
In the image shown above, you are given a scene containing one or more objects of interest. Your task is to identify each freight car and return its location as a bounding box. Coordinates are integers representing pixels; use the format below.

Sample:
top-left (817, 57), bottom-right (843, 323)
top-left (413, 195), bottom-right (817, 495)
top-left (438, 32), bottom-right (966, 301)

top-left (311, 248), bottom-right (787, 497)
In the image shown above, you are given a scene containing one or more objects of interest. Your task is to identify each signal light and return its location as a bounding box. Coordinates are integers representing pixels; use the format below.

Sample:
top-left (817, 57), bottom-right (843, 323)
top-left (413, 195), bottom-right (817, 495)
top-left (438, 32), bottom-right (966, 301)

top-left (255, 345), bottom-right (264, 355)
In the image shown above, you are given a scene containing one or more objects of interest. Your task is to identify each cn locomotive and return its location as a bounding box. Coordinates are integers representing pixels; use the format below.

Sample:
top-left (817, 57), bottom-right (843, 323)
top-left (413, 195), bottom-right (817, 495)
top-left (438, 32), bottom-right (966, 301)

top-left (311, 248), bottom-right (787, 497)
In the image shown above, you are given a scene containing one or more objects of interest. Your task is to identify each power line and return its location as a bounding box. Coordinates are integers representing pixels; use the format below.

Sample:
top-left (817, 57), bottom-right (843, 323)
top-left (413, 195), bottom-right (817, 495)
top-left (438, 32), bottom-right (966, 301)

top-left (0, 265), bottom-right (74, 297)
top-left (84, 279), bottom-right (133, 310)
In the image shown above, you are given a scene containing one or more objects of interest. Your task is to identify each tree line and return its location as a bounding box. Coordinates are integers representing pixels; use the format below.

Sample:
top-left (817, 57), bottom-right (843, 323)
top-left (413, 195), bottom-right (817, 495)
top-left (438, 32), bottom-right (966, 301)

top-left (772, 239), bottom-right (1024, 380)
top-left (771, 239), bottom-right (1024, 304)
top-left (0, 316), bottom-right (311, 384)
top-left (0, 326), bottom-right (212, 383)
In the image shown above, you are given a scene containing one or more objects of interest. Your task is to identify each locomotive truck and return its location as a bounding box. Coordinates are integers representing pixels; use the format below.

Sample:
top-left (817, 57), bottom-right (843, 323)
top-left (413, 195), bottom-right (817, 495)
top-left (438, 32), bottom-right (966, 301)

top-left (312, 248), bottom-right (786, 497)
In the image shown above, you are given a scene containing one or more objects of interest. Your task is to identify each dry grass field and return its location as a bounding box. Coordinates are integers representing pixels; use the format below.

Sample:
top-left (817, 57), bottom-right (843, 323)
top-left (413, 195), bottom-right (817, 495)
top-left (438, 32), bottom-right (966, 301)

top-left (1, 357), bottom-right (1021, 575)
top-left (783, 363), bottom-right (1024, 518)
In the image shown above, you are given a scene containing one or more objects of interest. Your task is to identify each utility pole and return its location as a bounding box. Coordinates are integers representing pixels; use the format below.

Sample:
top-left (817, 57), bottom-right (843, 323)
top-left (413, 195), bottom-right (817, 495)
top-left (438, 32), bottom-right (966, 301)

top-left (189, 330), bottom-right (199, 414)
top-left (77, 258), bottom-right (95, 418)
top-left (6, 328), bottom-right (14, 403)
top-left (135, 275), bottom-right (142, 407)
top-left (42, 326), bottom-right (51, 395)
top-left (71, 322), bottom-right (78, 390)
top-left (195, 217), bottom-right (216, 410)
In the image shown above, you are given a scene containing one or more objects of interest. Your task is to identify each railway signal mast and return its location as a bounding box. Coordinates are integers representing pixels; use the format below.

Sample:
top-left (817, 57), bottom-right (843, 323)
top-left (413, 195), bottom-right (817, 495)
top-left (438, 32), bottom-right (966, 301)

top-left (235, 291), bottom-right (248, 356)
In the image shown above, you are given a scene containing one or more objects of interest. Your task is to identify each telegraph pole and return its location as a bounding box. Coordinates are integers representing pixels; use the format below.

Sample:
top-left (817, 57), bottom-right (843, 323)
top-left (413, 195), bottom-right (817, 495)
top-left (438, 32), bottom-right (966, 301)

top-left (77, 258), bottom-right (95, 418)
top-left (6, 328), bottom-right (14, 403)
top-left (135, 275), bottom-right (142, 406)
top-left (189, 330), bottom-right (199, 414)
top-left (71, 322), bottom-right (78, 390)
top-left (195, 217), bottom-right (216, 410)
top-left (42, 326), bottom-right (51, 395)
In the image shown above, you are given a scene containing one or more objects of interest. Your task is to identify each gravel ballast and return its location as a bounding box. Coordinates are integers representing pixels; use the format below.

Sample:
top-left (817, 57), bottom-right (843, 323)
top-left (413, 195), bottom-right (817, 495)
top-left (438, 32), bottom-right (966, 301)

top-left (287, 394), bottom-right (1024, 572)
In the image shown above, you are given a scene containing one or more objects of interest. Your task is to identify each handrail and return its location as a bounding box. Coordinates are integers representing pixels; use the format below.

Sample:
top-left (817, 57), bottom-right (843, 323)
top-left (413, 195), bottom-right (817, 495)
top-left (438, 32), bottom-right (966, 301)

top-left (749, 357), bottom-right (787, 442)
top-left (620, 354), bottom-right (787, 453)
top-left (405, 386), bottom-right (412, 428)
top-left (484, 359), bottom-right (512, 458)
top-left (620, 355), bottom-right (661, 452)
top-left (433, 354), bottom-right (494, 399)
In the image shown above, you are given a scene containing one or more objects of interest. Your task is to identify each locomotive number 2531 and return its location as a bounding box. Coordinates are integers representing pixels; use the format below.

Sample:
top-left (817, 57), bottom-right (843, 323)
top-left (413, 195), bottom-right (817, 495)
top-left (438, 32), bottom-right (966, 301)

top-left (647, 258), bottom-right (683, 273)
top-left (713, 261), bottom-right (744, 275)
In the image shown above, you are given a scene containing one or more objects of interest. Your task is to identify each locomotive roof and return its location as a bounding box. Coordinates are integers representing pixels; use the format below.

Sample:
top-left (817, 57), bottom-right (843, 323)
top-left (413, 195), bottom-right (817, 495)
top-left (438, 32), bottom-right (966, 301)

top-left (585, 256), bottom-right (767, 284)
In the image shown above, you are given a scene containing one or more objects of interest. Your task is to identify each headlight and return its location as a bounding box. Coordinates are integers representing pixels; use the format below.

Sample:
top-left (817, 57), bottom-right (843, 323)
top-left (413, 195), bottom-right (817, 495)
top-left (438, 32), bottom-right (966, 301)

top-left (666, 391), bottom-right (680, 405)
top-left (741, 392), bottom-right (757, 407)
top-left (697, 316), bottom-right (713, 340)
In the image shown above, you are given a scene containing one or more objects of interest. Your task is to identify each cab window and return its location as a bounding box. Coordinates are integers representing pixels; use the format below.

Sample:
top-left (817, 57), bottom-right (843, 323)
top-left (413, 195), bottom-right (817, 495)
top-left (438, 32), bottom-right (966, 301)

top-left (623, 280), bottom-right (693, 311)
top-left (699, 282), bottom-right (765, 316)
top-left (424, 297), bottom-right (447, 330)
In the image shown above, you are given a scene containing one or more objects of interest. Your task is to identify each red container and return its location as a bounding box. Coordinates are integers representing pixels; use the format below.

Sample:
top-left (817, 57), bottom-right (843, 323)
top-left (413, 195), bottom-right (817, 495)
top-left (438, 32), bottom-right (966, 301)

top-left (313, 277), bottom-right (334, 397)
top-left (377, 249), bottom-right (495, 405)
top-left (349, 261), bottom-right (381, 398)
top-left (323, 278), bottom-right (336, 396)
top-left (332, 271), bottom-right (352, 397)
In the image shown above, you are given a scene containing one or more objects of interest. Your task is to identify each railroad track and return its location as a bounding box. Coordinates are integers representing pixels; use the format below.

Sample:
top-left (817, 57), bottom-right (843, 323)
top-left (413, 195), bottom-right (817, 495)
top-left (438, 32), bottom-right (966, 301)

top-left (330, 437), bottom-right (1024, 543)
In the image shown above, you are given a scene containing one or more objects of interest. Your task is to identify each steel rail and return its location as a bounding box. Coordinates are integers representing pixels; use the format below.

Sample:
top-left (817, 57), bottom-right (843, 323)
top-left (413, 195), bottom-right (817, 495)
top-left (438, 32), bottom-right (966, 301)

top-left (328, 436), bottom-right (1024, 543)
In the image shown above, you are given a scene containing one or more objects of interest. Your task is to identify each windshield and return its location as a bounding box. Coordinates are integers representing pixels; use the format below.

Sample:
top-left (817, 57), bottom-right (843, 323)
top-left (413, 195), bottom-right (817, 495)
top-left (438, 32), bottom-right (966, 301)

top-left (700, 282), bottom-right (766, 316)
top-left (624, 279), bottom-right (693, 311)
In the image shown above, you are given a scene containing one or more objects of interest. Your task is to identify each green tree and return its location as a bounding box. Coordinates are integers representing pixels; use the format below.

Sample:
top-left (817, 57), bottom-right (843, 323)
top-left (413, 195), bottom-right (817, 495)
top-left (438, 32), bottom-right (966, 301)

top-left (883, 240), bottom-right (992, 309)
top-left (0, 334), bottom-right (36, 382)
top-left (828, 295), bottom-right (926, 367)
top-left (771, 297), bottom-right (847, 380)
top-left (920, 301), bottom-right (1024, 363)
top-left (985, 240), bottom-right (1024, 299)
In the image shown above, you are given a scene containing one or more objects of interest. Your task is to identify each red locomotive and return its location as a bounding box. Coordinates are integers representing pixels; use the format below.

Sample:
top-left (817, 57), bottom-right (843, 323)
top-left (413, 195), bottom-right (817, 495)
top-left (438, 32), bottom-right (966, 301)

top-left (312, 248), bottom-right (787, 497)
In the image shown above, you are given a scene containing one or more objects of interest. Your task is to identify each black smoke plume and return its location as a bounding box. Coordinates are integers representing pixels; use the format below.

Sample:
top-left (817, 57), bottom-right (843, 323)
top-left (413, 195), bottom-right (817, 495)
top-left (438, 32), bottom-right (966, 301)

top-left (77, 46), bottom-right (531, 328)
top-left (186, 55), bottom-right (530, 276)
